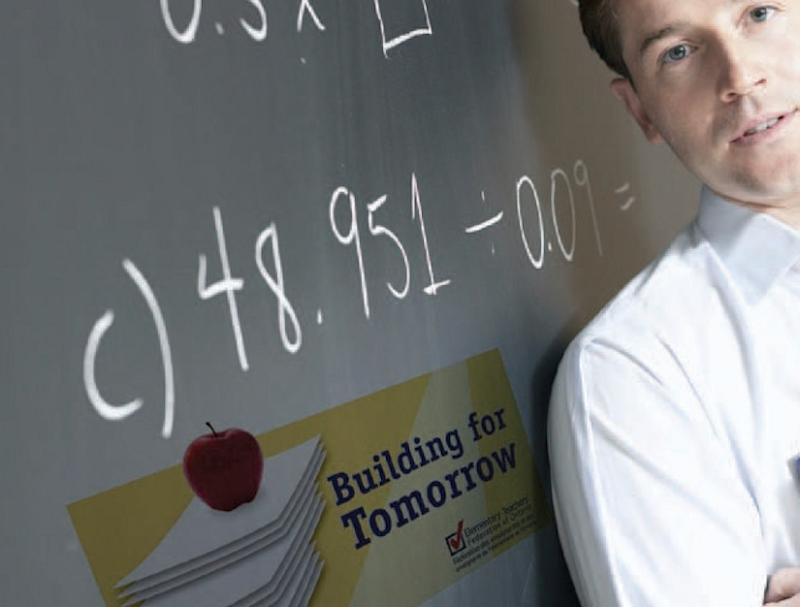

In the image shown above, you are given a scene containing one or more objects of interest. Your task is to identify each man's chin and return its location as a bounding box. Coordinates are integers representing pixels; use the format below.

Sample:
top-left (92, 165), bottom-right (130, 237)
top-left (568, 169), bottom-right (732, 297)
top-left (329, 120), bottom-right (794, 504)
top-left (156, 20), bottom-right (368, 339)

top-left (707, 174), bottom-right (800, 210)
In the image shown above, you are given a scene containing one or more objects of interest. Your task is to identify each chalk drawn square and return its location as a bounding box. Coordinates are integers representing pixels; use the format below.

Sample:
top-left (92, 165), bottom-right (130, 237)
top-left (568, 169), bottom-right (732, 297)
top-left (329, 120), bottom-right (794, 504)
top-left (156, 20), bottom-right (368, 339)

top-left (373, 0), bottom-right (432, 56)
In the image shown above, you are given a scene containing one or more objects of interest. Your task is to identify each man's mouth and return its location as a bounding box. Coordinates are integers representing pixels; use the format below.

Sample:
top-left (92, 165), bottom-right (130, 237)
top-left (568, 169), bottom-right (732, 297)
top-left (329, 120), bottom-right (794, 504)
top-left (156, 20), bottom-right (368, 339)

top-left (744, 117), bottom-right (781, 136)
top-left (732, 110), bottom-right (798, 144)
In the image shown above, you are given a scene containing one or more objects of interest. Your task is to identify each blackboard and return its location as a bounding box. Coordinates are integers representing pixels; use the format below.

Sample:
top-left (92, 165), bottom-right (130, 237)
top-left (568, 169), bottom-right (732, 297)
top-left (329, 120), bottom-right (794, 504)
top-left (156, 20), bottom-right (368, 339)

top-left (2, 1), bottom-right (699, 605)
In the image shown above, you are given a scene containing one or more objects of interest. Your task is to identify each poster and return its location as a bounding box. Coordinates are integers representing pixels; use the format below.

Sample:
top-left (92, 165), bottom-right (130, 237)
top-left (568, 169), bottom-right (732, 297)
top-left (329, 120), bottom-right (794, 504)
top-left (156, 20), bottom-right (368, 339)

top-left (69, 350), bottom-right (549, 606)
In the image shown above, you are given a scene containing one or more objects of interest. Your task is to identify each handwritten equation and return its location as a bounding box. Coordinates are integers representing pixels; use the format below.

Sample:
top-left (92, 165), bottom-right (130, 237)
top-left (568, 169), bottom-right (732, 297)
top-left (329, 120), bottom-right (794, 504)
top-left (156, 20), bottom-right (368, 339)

top-left (83, 161), bottom-right (633, 438)
top-left (160, 0), bottom-right (433, 58)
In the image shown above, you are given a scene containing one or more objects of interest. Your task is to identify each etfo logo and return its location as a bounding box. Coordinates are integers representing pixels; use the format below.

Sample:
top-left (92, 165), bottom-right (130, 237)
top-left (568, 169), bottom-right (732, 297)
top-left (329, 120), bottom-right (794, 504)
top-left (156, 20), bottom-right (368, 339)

top-left (445, 520), bottom-right (466, 555)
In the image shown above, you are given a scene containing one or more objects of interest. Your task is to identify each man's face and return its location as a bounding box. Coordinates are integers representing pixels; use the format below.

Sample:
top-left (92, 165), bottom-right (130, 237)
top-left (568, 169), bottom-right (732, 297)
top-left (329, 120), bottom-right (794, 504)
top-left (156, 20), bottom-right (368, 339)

top-left (612, 0), bottom-right (800, 210)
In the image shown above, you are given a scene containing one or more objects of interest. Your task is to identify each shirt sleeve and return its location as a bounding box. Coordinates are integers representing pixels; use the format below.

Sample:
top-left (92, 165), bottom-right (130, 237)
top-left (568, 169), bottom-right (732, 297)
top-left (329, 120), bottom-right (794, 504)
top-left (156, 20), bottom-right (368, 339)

top-left (547, 328), bottom-right (768, 607)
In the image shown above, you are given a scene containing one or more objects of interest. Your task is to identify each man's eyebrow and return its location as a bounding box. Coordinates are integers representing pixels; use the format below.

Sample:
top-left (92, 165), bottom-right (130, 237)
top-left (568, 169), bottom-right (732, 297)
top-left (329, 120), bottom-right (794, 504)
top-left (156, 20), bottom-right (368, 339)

top-left (638, 25), bottom-right (681, 58)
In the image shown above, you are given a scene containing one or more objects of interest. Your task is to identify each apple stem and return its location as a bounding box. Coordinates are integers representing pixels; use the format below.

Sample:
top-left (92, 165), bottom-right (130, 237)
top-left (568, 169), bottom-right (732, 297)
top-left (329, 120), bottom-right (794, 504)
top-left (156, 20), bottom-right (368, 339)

top-left (205, 422), bottom-right (218, 437)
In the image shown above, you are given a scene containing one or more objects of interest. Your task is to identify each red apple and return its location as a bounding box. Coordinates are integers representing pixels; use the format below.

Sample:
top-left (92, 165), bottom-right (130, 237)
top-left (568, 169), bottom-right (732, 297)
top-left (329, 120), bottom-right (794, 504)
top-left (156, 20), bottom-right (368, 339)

top-left (183, 423), bottom-right (264, 512)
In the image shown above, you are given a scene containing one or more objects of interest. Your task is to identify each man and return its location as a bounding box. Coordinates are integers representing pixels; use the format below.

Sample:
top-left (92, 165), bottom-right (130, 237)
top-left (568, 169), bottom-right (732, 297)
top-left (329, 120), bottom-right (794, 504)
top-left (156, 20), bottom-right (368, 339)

top-left (547, 1), bottom-right (800, 605)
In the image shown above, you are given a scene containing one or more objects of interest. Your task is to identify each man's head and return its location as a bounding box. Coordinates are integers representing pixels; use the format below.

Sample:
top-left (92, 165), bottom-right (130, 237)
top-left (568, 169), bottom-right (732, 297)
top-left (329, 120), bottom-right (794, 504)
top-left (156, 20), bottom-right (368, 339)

top-left (580, 0), bottom-right (800, 218)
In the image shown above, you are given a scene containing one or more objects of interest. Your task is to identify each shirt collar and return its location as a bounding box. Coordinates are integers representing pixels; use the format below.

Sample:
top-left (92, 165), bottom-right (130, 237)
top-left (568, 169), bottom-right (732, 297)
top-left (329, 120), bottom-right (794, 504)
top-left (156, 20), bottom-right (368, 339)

top-left (694, 185), bottom-right (800, 305)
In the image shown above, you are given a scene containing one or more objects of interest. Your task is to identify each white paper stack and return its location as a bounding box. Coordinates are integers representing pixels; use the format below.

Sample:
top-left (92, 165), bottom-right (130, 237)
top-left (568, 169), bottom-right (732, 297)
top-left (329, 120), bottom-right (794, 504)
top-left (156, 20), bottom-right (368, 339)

top-left (115, 437), bottom-right (326, 607)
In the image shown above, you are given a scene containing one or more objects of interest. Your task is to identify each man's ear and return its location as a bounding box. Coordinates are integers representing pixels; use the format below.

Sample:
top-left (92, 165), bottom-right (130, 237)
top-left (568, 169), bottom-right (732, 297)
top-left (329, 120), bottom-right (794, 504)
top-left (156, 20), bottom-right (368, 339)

top-left (610, 77), bottom-right (663, 143)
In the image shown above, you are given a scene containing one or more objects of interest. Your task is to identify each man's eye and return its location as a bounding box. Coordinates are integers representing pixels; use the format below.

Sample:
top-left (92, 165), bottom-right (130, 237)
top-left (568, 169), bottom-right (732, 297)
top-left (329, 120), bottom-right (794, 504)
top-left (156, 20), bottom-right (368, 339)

top-left (662, 44), bottom-right (691, 64)
top-left (750, 6), bottom-right (777, 22)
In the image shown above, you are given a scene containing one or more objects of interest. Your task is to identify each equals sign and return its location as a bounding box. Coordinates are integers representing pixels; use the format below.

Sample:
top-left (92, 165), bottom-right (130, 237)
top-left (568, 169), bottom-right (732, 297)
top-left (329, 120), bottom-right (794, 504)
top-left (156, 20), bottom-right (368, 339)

top-left (616, 182), bottom-right (636, 211)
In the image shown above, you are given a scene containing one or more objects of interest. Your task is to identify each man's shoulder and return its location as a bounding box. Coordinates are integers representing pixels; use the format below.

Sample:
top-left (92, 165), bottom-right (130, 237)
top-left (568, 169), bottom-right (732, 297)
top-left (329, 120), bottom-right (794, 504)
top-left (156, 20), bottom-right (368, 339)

top-left (553, 223), bottom-right (717, 402)
top-left (548, 223), bottom-right (720, 450)
top-left (575, 223), bottom-right (714, 353)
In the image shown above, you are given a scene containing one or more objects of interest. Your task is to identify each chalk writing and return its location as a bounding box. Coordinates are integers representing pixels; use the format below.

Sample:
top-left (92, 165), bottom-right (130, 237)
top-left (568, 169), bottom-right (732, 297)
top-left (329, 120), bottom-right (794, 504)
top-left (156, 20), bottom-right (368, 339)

top-left (84, 162), bottom-right (624, 438)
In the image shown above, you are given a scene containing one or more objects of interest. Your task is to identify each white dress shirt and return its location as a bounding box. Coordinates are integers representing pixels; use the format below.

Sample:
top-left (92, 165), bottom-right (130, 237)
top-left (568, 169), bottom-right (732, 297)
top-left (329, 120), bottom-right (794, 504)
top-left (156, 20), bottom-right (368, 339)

top-left (548, 186), bottom-right (800, 607)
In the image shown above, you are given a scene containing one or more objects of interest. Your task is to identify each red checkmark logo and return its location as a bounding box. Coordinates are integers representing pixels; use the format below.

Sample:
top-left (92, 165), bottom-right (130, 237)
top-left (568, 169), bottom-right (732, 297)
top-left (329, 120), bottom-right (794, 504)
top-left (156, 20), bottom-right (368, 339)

top-left (449, 519), bottom-right (465, 551)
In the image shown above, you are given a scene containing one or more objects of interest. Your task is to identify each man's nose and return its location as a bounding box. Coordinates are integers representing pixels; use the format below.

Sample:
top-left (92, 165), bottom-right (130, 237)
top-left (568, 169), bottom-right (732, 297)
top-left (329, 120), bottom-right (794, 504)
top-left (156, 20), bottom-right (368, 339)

top-left (717, 40), bottom-right (767, 102)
